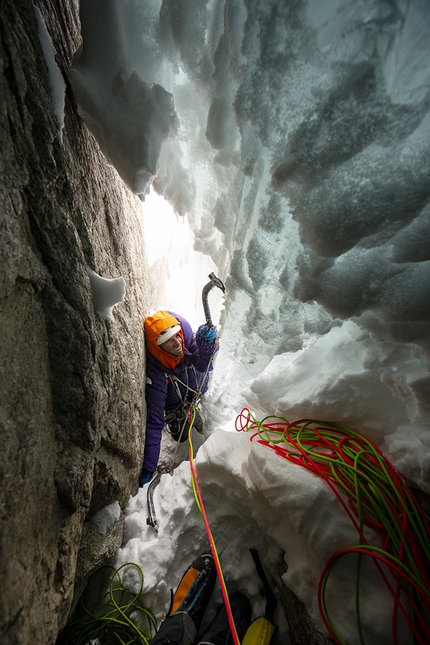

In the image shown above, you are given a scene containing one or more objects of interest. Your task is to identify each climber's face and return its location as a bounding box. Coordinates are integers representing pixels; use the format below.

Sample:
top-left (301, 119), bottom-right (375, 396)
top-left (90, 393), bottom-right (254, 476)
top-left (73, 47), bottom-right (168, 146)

top-left (160, 332), bottom-right (183, 357)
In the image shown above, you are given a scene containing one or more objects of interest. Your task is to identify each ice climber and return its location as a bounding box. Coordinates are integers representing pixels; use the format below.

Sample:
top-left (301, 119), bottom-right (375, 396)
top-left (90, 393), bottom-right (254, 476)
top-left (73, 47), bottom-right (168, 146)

top-left (139, 310), bottom-right (219, 486)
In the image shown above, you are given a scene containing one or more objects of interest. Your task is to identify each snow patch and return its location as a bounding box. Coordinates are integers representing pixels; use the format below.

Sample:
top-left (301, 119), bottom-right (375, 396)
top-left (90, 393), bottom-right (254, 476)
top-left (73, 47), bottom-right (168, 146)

top-left (90, 501), bottom-right (121, 536)
top-left (87, 267), bottom-right (126, 322)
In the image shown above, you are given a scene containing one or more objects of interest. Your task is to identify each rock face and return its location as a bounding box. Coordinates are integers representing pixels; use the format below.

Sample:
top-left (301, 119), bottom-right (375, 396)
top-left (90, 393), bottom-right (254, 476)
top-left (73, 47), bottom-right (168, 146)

top-left (0, 1), bottom-right (150, 642)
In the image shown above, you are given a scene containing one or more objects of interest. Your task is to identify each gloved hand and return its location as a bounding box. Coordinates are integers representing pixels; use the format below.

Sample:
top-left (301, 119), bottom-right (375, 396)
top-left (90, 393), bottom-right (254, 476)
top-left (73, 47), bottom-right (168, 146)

top-left (139, 469), bottom-right (153, 487)
top-left (199, 325), bottom-right (218, 343)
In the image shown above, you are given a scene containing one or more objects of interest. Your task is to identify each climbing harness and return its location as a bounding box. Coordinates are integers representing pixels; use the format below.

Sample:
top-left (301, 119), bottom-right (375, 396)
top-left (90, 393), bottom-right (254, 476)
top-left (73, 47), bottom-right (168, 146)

top-left (165, 403), bottom-right (205, 441)
top-left (168, 367), bottom-right (199, 402)
top-left (236, 408), bottom-right (430, 645)
top-left (165, 369), bottom-right (205, 441)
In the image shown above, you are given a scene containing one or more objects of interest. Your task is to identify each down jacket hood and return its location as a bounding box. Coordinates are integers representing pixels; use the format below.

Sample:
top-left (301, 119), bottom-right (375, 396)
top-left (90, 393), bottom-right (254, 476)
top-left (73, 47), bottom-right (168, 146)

top-left (144, 310), bottom-right (185, 370)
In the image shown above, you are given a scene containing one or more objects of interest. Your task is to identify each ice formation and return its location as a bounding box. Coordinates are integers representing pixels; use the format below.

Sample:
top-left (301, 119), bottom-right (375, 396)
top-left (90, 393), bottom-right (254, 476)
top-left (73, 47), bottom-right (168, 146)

top-left (68, 0), bottom-right (179, 194)
top-left (86, 266), bottom-right (126, 322)
top-left (35, 6), bottom-right (66, 137)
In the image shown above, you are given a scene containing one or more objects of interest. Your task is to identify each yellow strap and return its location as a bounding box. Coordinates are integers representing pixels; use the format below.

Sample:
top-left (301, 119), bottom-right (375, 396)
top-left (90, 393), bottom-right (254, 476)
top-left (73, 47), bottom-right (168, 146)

top-left (242, 616), bottom-right (277, 645)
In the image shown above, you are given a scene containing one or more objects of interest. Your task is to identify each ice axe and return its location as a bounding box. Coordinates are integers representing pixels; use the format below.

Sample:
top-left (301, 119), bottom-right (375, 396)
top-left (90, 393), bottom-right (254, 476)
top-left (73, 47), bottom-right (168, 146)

top-left (242, 548), bottom-right (278, 645)
top-left (202, 272), bottom-right (225, 328)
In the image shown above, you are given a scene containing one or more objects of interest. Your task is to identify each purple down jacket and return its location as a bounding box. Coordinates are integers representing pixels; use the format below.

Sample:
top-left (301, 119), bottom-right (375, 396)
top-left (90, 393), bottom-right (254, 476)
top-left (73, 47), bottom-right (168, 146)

top-left (142, 312), bottom-right (218, 473)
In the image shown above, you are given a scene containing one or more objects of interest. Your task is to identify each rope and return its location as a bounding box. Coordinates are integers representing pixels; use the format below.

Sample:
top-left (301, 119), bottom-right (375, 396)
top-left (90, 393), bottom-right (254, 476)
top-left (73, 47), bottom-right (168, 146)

top-left (188, 406), bottom-right (241, 645)
top-left (236, 408), bottom-right (430, 645)
top-left (168, 344), bottom-right (218, 468)
top-left (62, 562), bottom-right (157, 644)
top-left (168, 366), bottom-right (198, 400)
top-left (163, 343), bottom-right (236, 637)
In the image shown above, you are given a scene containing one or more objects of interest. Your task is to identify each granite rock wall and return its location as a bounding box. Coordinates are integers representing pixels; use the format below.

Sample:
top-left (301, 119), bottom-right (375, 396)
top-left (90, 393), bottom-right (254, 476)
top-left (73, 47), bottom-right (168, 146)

top-left (0, 1), bottom-right (149, 642)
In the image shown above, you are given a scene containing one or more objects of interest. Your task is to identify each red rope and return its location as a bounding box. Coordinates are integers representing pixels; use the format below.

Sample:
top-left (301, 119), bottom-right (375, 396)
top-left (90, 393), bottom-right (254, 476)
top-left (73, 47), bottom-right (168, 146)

top-left (236, 408), bottom-right (430, 645)
top-left (188, 408), bottom-right (241, 645)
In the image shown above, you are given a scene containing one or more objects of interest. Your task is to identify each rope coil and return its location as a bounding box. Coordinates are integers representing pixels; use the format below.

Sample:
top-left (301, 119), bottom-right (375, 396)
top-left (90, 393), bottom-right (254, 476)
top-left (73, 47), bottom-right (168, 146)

top-left (236, 408), bottom-right (430, 645)
top-left (61, 563), bottom-right (157, 644)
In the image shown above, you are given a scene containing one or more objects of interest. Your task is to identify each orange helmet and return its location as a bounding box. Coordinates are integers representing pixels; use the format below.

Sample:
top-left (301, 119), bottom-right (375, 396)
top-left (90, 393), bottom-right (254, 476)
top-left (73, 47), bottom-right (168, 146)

top-left (144, 310), bottom-right (184, 369)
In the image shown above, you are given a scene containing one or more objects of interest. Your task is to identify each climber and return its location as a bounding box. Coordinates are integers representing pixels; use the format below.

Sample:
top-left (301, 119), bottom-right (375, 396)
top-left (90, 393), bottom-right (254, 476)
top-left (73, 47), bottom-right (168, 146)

top-left (139, 310), bottom-right (219, 486)
top-left (150, 553), bottom-right (252, 645)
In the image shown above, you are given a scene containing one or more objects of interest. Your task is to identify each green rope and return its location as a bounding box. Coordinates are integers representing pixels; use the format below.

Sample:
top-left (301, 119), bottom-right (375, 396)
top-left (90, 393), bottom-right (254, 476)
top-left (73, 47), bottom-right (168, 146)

top-left (236, 408), bottom-right (430, 645)
top-left (61, 562), bottom-right (157, 645)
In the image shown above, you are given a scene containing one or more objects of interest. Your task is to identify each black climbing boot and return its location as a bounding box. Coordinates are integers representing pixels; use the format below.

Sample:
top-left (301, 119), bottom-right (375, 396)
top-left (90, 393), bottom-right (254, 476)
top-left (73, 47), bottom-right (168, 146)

top-left (197, 591), bottom-right (252, 645)
top-left (169, 553), bottom-right (217, 629)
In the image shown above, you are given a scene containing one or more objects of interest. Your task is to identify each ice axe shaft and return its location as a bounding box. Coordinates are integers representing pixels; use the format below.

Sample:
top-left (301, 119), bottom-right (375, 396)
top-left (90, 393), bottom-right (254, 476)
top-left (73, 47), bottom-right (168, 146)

top-left (202, 272), bottom-right (225, 328)
top-left (146, 463), bottom-right (172, 533)
top-left (250, 547), bottom-right (277, 621)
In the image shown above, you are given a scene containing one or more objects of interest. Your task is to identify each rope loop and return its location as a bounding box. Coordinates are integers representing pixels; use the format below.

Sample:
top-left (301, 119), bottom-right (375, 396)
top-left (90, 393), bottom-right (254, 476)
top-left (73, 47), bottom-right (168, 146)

top-left (237, 408), bottom-right (430, 645)
top-left (61, 562), bottom-right (157, 644)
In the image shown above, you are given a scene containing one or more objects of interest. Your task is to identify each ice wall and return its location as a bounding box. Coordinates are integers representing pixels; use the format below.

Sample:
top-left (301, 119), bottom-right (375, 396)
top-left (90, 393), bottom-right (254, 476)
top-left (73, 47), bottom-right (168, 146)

top-left (69, 0), bottom-right (430, 490)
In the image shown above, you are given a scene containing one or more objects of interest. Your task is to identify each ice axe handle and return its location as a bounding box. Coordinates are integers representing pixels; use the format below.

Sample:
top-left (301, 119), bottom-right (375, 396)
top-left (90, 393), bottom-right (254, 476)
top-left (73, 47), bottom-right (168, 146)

top-left (250, 547), bottom-right (277, 621)
top-left (202, 272), bottom-right (225, 328)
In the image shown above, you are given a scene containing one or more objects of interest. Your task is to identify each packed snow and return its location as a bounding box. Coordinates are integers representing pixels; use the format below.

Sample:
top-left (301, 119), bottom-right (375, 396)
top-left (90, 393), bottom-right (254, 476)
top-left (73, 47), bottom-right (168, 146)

top-left (86, 267), bottom-right (126, 322)
top-left (66, 0), bottom-right (430, 643)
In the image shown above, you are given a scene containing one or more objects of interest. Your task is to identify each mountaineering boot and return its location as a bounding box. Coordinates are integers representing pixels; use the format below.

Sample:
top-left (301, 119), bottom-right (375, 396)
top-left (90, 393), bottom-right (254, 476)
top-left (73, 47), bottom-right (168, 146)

top-left (149, 612), bottom-right (197, 645)
top-left (166, 407), bottom-right (189, 443)
top-left (170, 553), bottom-right (217, 628)
top-left (167, 405), bottom-right (205, 442)
top-left (196, 591), bottom-right (252, 645)
top-left (150, 554), bottom-right (216, 645)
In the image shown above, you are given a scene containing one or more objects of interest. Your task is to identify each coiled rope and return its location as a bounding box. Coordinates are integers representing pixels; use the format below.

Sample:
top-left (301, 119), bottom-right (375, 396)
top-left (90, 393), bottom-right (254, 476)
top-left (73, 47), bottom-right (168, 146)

top-left (61, 562), bottom-right (157, 644)
top-left (235, 408), bottom-right (430, 645)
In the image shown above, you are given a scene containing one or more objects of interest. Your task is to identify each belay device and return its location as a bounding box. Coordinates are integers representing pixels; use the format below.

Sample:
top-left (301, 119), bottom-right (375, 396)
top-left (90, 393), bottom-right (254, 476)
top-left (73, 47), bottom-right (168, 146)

top-left (146, 273), bottom-right (225, 533)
